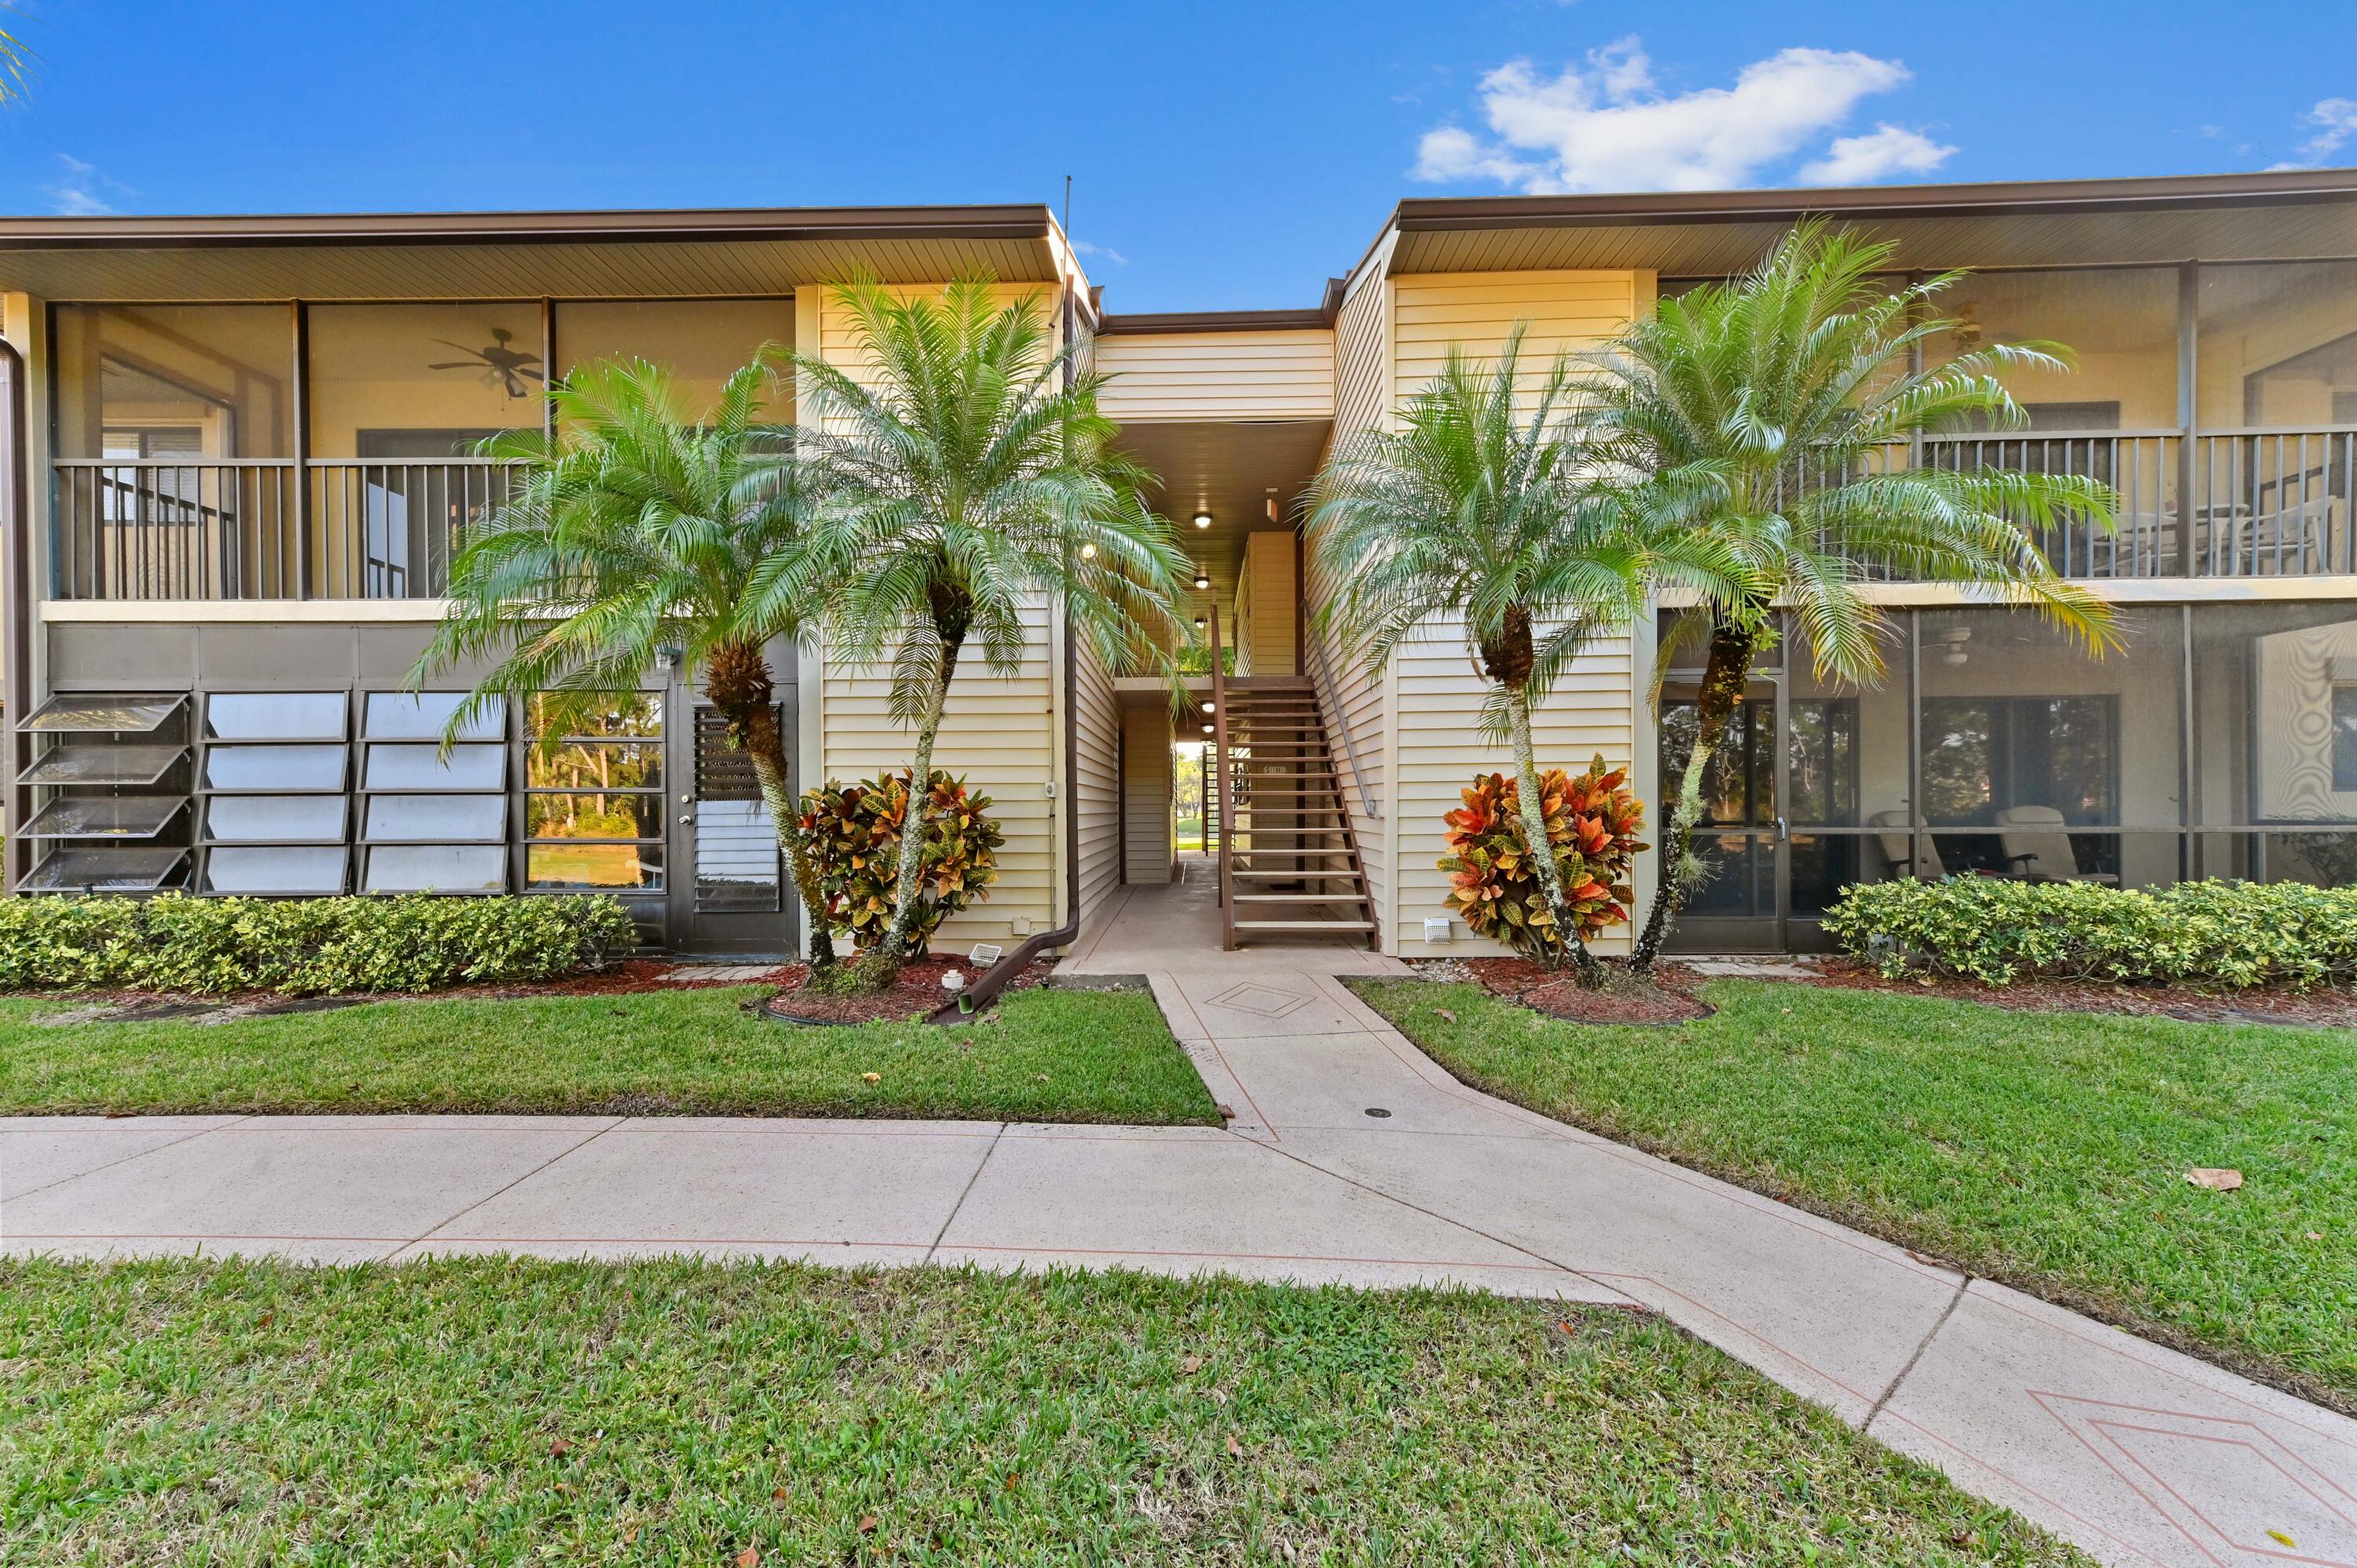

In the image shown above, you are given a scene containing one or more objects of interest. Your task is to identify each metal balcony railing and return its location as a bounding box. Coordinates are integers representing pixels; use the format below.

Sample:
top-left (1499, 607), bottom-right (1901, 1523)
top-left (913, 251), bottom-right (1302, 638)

top-left (51, 456), bottom-right (524, 601)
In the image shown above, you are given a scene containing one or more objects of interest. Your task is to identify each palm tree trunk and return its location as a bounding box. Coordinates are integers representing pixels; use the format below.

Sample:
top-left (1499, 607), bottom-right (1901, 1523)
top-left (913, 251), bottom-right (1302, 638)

top-left (878, 669), bottom-right (951, 962)
top-left (1631, 619), bottom-right (1757, 976)
top-left (706, 640), bottom-right (836, 970)
top-left (1506, 683), bottom-right (1602, 985)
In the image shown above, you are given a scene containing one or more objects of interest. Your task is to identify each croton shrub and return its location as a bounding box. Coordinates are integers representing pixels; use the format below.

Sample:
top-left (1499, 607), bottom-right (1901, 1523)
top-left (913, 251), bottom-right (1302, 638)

top-left (1824, 875), bottom-right (2357, 990)
top-left (801, 769), bottom-right (1004, 954)
top-left (1439, 757), bottom-right (1647, 958)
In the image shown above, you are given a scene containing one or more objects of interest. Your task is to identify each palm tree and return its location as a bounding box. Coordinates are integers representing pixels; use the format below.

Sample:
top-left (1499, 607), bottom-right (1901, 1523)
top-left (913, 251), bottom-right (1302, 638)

top-left (1587, 223), bottom-right (2121, 975)
top-left (0, 9), bottom-right (34, 104)
top-left (1307, 328), bottom-right (1749, 982)
top-left (417, 356), bottom-right (845, 969)
top-left (781, 277), bottom-right (1189, 965)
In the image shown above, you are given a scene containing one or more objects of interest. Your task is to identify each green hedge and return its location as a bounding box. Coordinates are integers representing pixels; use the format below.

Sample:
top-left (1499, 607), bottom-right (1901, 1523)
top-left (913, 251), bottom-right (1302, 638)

top-left (0, 894), bottom-right (642, 996)
top-left (1821, 877), bottom-right (2357, 990)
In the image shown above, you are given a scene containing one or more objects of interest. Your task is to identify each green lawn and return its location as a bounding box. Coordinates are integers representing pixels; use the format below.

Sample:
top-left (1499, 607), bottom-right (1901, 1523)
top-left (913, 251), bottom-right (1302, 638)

top-left (0, 1258), bottom-right (2086, 1566)
top-left (1354, 977), bottom-right (2357, 1411)
top-left (0, 986), bottom-right (1219, 1126)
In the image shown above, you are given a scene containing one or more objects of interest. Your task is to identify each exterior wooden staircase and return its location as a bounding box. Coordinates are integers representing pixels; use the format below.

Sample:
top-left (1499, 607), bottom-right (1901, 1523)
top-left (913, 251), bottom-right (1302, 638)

top-left (1208, 611), bottom-right (1376, 949)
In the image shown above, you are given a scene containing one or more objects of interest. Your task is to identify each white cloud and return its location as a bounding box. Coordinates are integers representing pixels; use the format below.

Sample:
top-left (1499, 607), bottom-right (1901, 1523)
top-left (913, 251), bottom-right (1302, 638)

top-left (1411, 36), bottom-right (1942, 194)
top-left (45, 155), bottom-right (124, 216)
top-left (1072, 238), bottom-right (1128, 266)
top-left (2298, 97), bottom-right (2357, 162)
top-left (1800, 123), bottom-right (1956, 185)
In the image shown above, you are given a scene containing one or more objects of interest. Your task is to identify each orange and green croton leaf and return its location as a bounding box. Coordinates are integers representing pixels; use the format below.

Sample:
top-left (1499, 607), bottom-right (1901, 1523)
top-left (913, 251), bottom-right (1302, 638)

top-left (1435, 756), bottom-right (1649, 958)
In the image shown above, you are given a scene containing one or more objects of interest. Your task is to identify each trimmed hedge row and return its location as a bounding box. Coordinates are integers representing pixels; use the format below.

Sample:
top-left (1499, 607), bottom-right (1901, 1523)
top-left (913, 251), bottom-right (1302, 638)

top-left (1821, 877), bottom-right (2357, 991)
top-left (0, 893), bottom-right (642, 996)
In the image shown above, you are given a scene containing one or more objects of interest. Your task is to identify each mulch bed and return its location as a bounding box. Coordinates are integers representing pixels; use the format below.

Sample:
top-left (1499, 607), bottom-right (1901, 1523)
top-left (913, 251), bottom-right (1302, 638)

top-left (1448, 956), bottom-right (1716, 1025)
top-left (762, 954), bottom-right (1052, 1027)
top-left (1798, 956), bottom-right (2357, 1028)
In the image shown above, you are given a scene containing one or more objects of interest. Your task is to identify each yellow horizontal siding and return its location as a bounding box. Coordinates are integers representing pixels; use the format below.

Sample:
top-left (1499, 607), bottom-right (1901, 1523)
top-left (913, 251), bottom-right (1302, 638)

top-left (1123, 703), bottom-right (1175, 885)
top-left (1094, 329), bottom-right (1334, 422)
top-left (1388, 623), bottom-right (1637, 959)
top-left (805, 279), bottom-right (1069, 943)
top-left (1391, 270), bottom-right (1641, 406)
top-left (1075, 636), bottom-right (1122, 923)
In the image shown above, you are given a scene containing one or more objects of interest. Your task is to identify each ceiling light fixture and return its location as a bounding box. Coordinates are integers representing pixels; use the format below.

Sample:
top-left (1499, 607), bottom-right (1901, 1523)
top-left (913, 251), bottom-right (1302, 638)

top-left (1193, 571), bottom-right (1211, 591)
top-left (1193, 616), bottom-right (1207, 630)
top-left (1192, 511), bottom-right (1211, 529)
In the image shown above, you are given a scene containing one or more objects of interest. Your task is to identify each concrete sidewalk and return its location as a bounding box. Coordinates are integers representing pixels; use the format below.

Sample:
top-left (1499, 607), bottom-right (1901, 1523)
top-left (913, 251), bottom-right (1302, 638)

top-left (6, 870), bottom-right (2354, 1567)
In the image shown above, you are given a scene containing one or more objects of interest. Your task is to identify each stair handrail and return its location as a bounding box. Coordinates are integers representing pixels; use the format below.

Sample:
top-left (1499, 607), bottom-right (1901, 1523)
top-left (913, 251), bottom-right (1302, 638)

top-left (1208, 603), bottom-right (1235, 949)
top-left (1305, 627), bottom-right (1380, 821)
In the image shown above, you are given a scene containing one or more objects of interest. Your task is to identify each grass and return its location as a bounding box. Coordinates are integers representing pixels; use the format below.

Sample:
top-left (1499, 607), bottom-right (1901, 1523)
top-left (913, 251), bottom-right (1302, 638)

top-left (0, 1257), bottom-right (2088, 1566)
top-left (1354, 977), bottom-right (2357, 1411)
top-left (0, 986), bottom-right (1219, 1125)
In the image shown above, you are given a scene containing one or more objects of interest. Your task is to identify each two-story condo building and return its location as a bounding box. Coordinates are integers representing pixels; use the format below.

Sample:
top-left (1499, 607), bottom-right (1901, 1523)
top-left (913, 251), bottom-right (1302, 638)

top-left (2, 169), bottom-right (2355, 958)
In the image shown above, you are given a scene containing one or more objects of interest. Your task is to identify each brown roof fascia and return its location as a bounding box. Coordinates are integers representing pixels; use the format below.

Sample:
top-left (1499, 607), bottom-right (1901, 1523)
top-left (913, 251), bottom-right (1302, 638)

top-left (1096, 306), bottom-right (1333, 335)
top-left (0, 203), bottom-right (1057, 253)
top-left (1388, 167), bottom-right (2357, 236)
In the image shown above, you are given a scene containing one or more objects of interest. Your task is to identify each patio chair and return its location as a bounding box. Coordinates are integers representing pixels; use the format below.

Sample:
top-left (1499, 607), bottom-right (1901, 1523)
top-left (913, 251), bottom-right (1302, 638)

top-left (2228, 496), bottom-right (2334, 576)
top-left (1869, 810), bottom-right (1943, 880)
top-left (1993, 805), bottom-right (2120, 885)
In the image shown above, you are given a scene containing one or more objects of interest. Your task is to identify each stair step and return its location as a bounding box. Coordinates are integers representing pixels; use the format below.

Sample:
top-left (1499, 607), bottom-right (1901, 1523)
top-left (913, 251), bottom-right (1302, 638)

top-left (1233, 919), bottom-right (1378, 932)
top-left (1233, 892), bottom-right (1372, 905)
top-left (1232, 870), bottom-right (1363, 880)
top-left (1231, 848), bottom-right (1358, 857)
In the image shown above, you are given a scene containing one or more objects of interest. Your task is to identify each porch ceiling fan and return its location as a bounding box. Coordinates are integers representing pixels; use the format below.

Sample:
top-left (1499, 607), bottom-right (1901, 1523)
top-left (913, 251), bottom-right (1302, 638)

top-left (427, 328), bottom-right (545, 399)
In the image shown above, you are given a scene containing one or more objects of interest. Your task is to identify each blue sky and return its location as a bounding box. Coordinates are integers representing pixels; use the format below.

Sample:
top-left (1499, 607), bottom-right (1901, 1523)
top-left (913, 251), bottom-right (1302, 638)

top-left (1, 1), bottom-right (2350, 311)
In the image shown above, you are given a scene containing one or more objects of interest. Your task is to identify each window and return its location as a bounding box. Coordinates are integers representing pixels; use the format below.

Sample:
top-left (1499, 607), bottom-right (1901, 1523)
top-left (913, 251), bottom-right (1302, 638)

top-left (365, 844), bottom-right (505, 894)
top-left (691, 705), bottom-right (782, 911)
top-left (361, 691), bottom-right (502, 742)
top-left (53, 305), bottom-right (295, 460)
top-left (522, 693), bottom-right (665, 892)
top-left (358, 692), bottom-right (508, 893)
top-left (205, 795), bottom-right (347, 843)
top-left (203, 691), bottom-right (346, 742)
top-left (2198, 262), bottom-right (2357, 427)
top-left (553, 300), bottom-right (792, 424)
top-left (363, 744), bottom-right (505, 791)
top-left (1924, 269), bottom-right (2180, 433)
top-left (305, 302), bottom-right (542, 459)
top-left (195, 690), bottom-right (351, 895)
top-left (2336, 687), bottom-right (2357, 793)
top-left (204, 845), bottom-right (349, 896)
top-left (365, 793), bottom-right (507, 843)
top-left (203, 744), bottom-right (347, 792)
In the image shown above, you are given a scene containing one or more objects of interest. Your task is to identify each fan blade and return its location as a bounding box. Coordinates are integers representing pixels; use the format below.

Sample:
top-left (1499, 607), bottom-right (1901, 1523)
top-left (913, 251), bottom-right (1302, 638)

top-left (519, 368), bottom-right (545, 381)
top-left (425, 361), bottom-right (478, 370)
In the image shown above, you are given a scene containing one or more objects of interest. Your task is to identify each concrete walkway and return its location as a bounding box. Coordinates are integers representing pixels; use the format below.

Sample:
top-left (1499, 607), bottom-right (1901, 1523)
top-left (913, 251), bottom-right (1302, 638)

top-left (5, 867), bottom-right (2353, 1567)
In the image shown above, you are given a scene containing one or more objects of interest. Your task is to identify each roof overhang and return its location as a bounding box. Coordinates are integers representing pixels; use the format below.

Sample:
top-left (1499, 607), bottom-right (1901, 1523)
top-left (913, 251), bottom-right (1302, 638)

top-left (0, 203), bottom-right (1076, 301)
top-left (1354, 167), bottom-right (2357, 286)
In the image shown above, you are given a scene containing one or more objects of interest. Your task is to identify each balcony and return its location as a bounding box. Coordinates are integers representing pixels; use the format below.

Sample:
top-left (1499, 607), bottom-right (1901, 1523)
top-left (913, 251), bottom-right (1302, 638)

top-left (50, 457), bottom-right (523, 601)
top-left (1915, 426), bottom-right (2357, 579)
